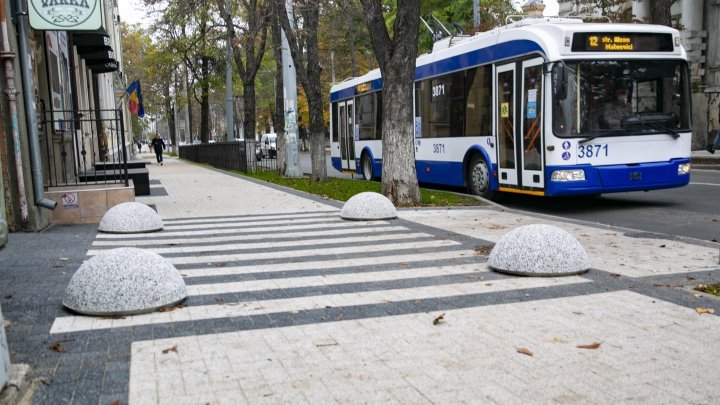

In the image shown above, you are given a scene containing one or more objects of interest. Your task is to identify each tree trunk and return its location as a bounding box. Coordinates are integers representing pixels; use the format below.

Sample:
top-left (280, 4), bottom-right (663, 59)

top-left (164, 83), bottom-right (177, 148)
top-left (200, 56), bottom-right (210, 143)
top-left (361, 0), bottom-right (421, 205)
top-left (308, 87), bottom-right (326, 182)
top-left (244, 81), bottom-right (257, 142)
top-left (650, 0), bottom-right (672, 26)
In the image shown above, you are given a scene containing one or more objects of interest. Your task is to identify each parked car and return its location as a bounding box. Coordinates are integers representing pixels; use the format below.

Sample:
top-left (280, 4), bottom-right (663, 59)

top-left (258, 133), bottom-right (277, 159)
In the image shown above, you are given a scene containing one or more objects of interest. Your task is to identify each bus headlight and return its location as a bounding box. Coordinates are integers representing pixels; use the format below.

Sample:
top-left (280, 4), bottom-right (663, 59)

top-left (550, 169), bottom-right (586, 182)
top-left (677, 163), bottom-right (691, 175)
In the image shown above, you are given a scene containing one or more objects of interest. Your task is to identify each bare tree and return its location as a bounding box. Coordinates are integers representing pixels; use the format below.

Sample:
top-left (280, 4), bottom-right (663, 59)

top-left (359, 0), bottom-right (421, 205)
top-left (276, 0), bottom-right (327, 182)
top-left (216, 0), bottom-right (270, 143)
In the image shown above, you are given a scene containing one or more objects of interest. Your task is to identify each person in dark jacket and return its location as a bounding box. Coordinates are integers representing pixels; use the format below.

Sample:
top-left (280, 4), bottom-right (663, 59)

top-left (150, 134), bottom-right (166, 165)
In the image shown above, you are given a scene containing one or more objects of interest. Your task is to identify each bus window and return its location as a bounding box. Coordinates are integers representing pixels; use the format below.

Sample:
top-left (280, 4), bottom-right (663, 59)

top-left (331, 102), bottom-right (338, 142)
top-left (465, 65), bottom-right (492, 137)
top-left (416, 72), bottom-right (465, 138)
top-left (357, 93), bottom-right (376, 140)
top-left (376, 91), bottom-right (383, 139)
top-left (552, 60), bottom-right (690, 137)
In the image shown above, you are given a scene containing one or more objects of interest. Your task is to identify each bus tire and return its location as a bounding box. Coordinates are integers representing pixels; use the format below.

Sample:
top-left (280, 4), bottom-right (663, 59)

top-left (361, 153), bottom-right (374, 181)
top-left (467, 155), bottom-right (496, 200)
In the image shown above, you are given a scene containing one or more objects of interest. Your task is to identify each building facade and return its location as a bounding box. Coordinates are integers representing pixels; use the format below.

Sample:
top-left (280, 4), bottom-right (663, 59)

top-left (0, 0), bottom-right (132, 232)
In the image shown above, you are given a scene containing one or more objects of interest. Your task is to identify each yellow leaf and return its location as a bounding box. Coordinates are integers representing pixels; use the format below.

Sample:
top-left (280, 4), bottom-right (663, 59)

top-left (696, 307), bottom-right (716, 315)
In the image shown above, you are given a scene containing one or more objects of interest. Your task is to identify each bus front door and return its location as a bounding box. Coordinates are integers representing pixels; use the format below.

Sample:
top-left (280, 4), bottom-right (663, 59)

top-left (338, 100), bottom-right (356, 172)
top-left (495, 58), bottom-right (545, 195)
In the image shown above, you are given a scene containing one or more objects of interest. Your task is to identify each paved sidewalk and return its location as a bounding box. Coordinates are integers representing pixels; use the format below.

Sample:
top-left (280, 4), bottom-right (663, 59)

top-left (1, 155), bottom-right (719, 404)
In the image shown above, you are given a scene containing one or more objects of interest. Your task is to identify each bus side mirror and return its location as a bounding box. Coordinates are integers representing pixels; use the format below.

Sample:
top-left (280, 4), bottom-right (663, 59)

top-left (552, 62), bottom-right (567, 101)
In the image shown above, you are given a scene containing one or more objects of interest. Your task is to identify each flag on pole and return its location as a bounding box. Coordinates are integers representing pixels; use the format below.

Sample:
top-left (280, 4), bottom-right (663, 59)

top-left (126, 80), bottom-right (145, 118)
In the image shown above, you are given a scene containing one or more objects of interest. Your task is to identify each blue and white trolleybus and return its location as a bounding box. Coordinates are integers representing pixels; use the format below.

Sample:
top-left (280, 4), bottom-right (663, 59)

top-left (329, 17), bottom-right (692, 198)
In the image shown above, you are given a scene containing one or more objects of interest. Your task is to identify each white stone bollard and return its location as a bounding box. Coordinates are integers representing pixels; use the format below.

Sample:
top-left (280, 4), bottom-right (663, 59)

top-left (340, 192), bottom-right (397, 221)
top-left (63, 247), bottom-right (187, 316)
top-left (489, 224), bottom-right (590, 276)
top-left (98, 202), bottom-right (163, 234)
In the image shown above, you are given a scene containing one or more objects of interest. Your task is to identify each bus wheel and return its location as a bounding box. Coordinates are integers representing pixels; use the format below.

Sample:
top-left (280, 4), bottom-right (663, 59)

top-left (361, 153), bottom-right (374, 181)
top-left (468, 155), bottom-right (495, 199)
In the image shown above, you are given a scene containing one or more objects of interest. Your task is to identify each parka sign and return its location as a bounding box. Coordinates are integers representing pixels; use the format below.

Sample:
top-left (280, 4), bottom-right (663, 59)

top-left (29, 0), bottom-right (102, 30)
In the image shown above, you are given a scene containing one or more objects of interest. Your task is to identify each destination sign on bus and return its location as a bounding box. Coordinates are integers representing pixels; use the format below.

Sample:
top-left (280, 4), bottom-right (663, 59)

top-left (571, 33), bottom-right (674, 52)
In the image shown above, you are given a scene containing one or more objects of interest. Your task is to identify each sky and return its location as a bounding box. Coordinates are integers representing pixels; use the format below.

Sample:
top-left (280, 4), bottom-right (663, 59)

top-left (117, 0), bottom-right (152, 26)
top-left (117, 0), bottom-right (561, 26)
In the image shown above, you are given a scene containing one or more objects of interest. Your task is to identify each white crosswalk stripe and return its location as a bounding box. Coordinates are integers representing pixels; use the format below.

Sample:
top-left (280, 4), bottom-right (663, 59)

top-left (51, 211), bottom-right (520, 335)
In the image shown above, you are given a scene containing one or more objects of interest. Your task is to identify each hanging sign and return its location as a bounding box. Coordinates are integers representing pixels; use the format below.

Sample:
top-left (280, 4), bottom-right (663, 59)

top-left (29, 0), bottom-right (103, 31)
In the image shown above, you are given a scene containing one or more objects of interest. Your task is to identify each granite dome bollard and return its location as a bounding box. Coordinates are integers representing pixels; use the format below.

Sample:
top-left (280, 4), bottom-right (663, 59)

top-left (63, 247), bottom-right (187, 316)
top-left (98, 202), bottom-right (163, 233)
top-left (488, 224), bottom-right (590, 276)
top-left (340, 192), bottom-right (397, 220)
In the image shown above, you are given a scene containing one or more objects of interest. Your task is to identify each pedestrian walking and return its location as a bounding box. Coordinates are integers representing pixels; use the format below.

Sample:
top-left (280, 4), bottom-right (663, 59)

top-left (707, 106), bottom-right (720, 154)
top-left (135, 140), bottom-right (143, 154)
top-left (150, 134), bottom-right (166, 165)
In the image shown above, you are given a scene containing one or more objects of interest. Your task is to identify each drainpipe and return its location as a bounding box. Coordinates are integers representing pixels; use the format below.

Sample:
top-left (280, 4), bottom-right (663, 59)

top-left (0, 0), bottom-right (29, 222)
top-left (14, 0), bottom-right (56, 210)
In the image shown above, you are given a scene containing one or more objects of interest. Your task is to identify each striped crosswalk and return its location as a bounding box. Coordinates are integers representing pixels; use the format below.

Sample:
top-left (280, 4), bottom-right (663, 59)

top-left (50, 211), bottom-right (582, 336)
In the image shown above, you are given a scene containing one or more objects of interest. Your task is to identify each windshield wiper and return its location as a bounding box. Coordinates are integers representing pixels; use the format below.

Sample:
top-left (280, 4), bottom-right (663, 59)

top-left (621, 113), bottom-right (680, 138)
top-left (578, 129), bottom-right (626, 144)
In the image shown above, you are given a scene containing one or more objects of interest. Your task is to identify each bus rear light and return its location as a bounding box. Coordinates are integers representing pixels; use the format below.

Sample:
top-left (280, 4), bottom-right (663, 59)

top-left (677, 163), bottom-right (691, 175)
top-left (551, 169), bottom-right (586, 182)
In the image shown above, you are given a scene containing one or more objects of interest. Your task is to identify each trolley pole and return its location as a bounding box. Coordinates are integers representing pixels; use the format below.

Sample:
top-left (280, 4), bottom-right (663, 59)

top-left (281, 0), bottom-right (302, 177)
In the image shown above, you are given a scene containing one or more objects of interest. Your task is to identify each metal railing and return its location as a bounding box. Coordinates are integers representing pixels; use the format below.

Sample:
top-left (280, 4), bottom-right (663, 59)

top-left (38, 107), bottom-right (129, 188)
top-left (179, 140), bottom-right (277, 174)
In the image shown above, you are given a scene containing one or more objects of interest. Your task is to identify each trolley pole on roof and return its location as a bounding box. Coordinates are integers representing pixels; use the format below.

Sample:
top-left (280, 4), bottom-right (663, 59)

top-left (281, 0), bottom-right (303, 177)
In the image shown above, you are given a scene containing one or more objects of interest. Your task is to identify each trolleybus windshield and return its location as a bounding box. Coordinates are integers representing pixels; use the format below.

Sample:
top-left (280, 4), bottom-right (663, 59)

top-left (552, 60), bottom-right (690, 139)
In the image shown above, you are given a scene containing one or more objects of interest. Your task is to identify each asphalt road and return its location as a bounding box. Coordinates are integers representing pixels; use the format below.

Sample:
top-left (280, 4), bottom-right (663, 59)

top-left (302, 152), bottom-right (720, 244)
top-left (498, 169), bottom-right (720, 244)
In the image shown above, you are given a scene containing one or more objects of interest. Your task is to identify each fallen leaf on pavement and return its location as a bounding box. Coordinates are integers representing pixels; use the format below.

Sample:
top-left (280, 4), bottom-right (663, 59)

top-left (516, 347), bottom-right (533, 356)
top-left (610, 273), bottom-right (621, 278)
top-left (577, 342), bottom-right (602, 349)
top-left (213, 262), bottom-right (226, 267)
top-left (110, 400), bottom-right (120, 405)
top-left (162, 345), bottom-right (178, 354)
top-left (474, 245), bottom-right (492, 256)
top-left (48, 342), bottom-right (67, 353)
top-left (432, 313), bottom-right (445, 325)
top-left (696, 307), bottom-right (716, 315)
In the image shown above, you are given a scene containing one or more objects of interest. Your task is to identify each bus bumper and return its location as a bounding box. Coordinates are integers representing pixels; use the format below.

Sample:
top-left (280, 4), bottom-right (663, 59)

top-left (545, 159), bottom-right (691, 196)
